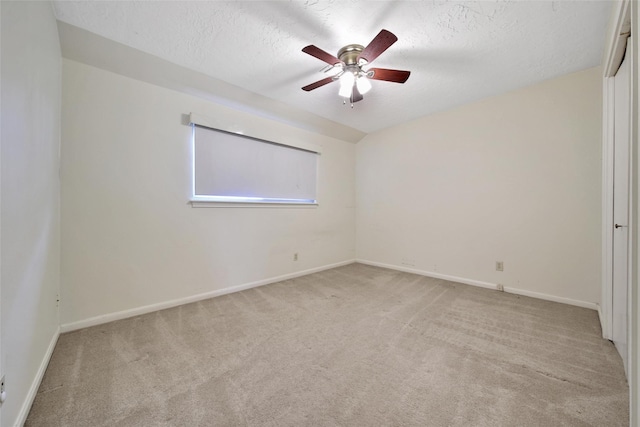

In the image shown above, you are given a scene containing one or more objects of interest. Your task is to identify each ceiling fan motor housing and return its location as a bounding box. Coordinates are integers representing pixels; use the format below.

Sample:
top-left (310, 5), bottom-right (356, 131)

top-left (338, 44), bottom-right (365, 66)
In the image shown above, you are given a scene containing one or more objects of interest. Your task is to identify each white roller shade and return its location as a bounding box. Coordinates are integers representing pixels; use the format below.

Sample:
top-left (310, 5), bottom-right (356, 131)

top-left (192, 125), bottom-right (318, 204)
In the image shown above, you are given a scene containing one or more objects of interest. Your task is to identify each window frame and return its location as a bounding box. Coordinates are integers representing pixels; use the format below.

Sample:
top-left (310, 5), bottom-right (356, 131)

top-left (188, 113), bottom-right (321, 208)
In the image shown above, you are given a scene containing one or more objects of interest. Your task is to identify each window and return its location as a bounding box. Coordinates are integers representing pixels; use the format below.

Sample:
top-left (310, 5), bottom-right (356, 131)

top-left (189, 113), bottom-right (320, 206)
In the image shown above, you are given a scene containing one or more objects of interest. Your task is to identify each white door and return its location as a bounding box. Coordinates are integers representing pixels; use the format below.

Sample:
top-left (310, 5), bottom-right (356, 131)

top-left (612, 49), bottom-right (630, 376)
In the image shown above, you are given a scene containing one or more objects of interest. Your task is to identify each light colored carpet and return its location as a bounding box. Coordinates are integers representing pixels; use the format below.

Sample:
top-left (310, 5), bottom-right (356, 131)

top-left (26, 264), bottom-right (628, 426)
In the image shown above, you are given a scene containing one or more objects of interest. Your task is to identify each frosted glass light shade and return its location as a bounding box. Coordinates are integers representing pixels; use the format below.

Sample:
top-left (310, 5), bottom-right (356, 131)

top-left (356, 76), bottom-right (372, 94)
top-left (338, 72), bottom-right (355, 97)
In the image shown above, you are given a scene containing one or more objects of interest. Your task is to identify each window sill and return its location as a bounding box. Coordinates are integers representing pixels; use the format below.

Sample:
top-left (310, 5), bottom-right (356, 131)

top-left (189, 199), bottom-right (319, 208)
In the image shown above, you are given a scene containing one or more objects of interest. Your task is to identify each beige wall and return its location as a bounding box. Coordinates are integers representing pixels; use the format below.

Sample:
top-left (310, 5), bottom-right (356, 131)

top-left (60, 59), bottom-right (356, 327)
top-left (356, 67), bottom-right (602, 306)
top-left (1, 1), bottom-right (61, 425)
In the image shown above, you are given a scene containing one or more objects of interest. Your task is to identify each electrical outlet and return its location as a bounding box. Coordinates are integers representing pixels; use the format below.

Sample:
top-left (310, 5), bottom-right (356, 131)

top-left (293, 253), bottom-right (298, 261)
top-left (496, 261), bottom-right (504, 271)
top-left (497, 284), bottom-right (504, 292)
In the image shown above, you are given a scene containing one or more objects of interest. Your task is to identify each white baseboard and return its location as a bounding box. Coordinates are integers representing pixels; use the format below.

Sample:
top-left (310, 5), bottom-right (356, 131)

top-left (596, 303), bottom-right (610, 339)
top-left (356, 259), bottom-right (498, 290)
top-left (356, 259), bottom-right (598, 310)
top-left (502, 286), bottom-right (598, 310)
top-left (60, 258), bottom-right (598, 333)
top-left (15, 327), bottom-right (60, 427)
top-left (60, 259), bottom-right (356, 333)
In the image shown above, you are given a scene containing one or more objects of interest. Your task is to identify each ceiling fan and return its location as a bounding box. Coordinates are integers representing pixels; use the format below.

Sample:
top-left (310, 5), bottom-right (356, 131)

top-left (301, 29), bottom-right (411, 105)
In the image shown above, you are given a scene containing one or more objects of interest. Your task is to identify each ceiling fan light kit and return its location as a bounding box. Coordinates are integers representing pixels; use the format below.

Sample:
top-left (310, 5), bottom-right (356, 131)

top-left (338, 72), bottom-right (355, 97)
top-left (356, 74), bottom-right (372, 95)
top-left (301, 29), bottom-right (411, 107)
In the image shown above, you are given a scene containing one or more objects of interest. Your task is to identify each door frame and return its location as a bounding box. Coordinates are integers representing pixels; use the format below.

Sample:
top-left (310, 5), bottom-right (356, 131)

top-left (602, 0), bottom-right (631, 341)
top-left (602, 0), bottom-right (636, 425)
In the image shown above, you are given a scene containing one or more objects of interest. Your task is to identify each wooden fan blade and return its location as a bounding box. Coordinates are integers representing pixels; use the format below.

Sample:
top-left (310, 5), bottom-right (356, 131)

top-left (351, 85), bottom-right (364, 103)
top-left (357, 29), bottom-right (398, 64)
top-left (302, 45), bottom-right (342, 66)
top-left (302, 76), bottom-right (335, 91)
top-left (368, 68), bottom-right (411, 83)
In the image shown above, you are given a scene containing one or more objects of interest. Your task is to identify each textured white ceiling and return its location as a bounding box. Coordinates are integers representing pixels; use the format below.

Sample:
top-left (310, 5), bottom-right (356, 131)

top-left (53, 1), bottom-right (612, 136)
